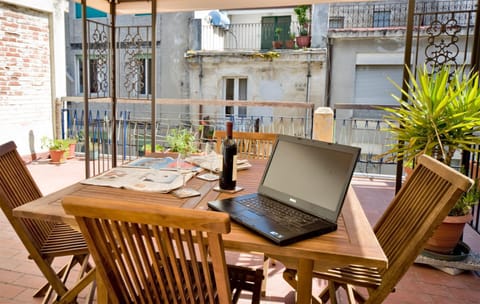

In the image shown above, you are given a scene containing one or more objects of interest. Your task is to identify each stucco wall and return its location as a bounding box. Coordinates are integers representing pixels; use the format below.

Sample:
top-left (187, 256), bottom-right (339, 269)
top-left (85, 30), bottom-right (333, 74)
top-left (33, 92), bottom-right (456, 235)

top-left (186, 50), bottom-right (326, 120)
top-left (329, 35), bottom-right (405, 106)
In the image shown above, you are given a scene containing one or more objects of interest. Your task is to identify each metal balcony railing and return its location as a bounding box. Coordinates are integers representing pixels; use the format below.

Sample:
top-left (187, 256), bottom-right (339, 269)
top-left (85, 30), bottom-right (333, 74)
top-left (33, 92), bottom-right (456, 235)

top-left (198, 1), bottom-right (477, 51)
top-left (329, 0), bottom-right (476, 30)
top-left (57, 97), bottom-right (314, 176)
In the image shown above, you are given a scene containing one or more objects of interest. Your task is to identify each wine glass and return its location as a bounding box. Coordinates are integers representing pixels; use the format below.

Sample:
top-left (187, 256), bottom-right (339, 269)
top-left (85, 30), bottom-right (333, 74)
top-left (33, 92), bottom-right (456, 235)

top-left (201, 141), bottom-right (219, 181)
top-left (173, 151), bottom-right (200, 197)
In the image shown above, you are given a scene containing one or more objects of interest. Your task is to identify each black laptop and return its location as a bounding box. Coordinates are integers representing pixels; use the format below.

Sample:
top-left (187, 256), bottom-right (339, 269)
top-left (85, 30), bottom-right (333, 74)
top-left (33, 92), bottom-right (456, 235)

top-left (208, 134), bottom-right (361, 246)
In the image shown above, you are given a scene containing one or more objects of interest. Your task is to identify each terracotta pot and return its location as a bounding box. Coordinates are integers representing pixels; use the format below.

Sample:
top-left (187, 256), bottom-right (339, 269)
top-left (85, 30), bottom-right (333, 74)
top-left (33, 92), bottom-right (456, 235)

top-left (424, 213), bottom-right (473, 254)
top-left (67, 143), bottom-right (76, 159)
top-left (284, 40), bottom-right (295, 49)
top-left (49, 149), bottom-right (65, 163)
top-left (272, 41), bottom-right (283, 49)
top-left (296, 36), bottom-right (311, 48)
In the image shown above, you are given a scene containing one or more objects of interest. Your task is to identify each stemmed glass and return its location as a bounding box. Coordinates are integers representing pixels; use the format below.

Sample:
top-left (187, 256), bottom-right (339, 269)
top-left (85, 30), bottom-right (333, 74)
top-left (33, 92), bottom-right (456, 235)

top-left (172, 151), bottom-right (200, 198)
top-left (200, 141), bottom-right (219, 181)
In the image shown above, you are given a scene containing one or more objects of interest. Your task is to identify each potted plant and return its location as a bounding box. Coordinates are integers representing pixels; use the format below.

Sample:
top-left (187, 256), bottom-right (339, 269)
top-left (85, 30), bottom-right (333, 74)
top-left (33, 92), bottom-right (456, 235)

top-left (380, 64), bottom-right (480, 254)
top-left (65, 138), bottom-right (77, 159)
top-left (41, 136), bottom-right (69, 163)
top-left (285, 32), bottom-right (296, 49)
top-left (166, 128), bottom-right (198, 157)
top-left (272, 27), bottom-right (283, 49)
top-left (294, 5), bottom-right (311, 48)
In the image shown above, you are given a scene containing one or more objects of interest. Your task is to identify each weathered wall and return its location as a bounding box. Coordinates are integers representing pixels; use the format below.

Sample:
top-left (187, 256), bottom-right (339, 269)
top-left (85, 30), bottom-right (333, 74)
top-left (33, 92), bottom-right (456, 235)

top-left (186, 50), bottom-right (326, 119)
top-left (0, 1), bottom-right (61, 158)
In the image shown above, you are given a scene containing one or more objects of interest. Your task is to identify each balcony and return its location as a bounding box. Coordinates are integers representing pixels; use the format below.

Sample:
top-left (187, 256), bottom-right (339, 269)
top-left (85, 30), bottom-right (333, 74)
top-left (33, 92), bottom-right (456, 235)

top-left (1, 152), bottom-right (480, 303)
top-left (197, 0), bottom-right (477, 51)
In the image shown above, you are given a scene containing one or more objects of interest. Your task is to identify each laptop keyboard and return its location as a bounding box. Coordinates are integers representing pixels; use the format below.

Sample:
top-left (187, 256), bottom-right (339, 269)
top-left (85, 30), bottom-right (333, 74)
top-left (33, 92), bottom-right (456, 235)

top-left (237, 196), bottom-right (318, 229)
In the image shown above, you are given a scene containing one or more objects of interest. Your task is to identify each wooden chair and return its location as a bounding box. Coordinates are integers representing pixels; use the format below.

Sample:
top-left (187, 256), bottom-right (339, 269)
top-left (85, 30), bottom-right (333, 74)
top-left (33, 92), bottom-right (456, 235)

top-left (0, 141), bottom-right (95, 303)
top-left (62, 195), bottom-right (264, 304)
top-left (213, 130), bottom-right (278, 159)
top-left (283, 154), bottom-right (473, 304)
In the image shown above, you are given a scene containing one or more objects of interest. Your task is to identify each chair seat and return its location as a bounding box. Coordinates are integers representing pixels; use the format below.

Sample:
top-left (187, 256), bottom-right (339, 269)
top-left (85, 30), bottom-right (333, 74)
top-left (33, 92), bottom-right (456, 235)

top-left (314, 265), bottom-right (382, 289)
top-left (40, 223), bottom-right (89, 257)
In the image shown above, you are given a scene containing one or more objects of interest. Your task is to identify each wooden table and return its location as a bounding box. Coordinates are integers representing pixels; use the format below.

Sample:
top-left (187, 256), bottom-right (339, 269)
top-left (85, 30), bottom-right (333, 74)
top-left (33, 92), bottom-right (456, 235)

top-left (13, 159), bottom-right (387, 304)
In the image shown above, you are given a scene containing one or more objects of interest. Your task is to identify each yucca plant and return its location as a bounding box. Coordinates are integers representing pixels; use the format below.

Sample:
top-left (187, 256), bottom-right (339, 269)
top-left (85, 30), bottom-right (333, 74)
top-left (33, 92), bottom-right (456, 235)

top-left (381, 64), bottom-right (480, 167)
top-left (380, 64), bottom-right (480, 216)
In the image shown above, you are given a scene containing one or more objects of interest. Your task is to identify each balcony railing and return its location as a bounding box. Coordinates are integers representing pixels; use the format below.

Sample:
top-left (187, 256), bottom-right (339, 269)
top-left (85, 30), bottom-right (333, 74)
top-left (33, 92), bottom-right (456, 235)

top-left (57, 97), bottom-right (314, 176)
top-left (329, 0), bottom-right (476, 30)
top-left (199, 0), bottom-right (477, 51)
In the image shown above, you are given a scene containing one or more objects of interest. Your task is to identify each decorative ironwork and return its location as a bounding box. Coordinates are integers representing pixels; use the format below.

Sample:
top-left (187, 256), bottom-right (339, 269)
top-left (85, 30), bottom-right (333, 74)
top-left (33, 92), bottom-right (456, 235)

top-left (424, 17), bottom-right (461, 69)
top-left (411, 2), bottom-right (476, 70)
top-left (118, 26), bottom-right (151, 99)
top-left (87, 20), bottom-right (110, 97)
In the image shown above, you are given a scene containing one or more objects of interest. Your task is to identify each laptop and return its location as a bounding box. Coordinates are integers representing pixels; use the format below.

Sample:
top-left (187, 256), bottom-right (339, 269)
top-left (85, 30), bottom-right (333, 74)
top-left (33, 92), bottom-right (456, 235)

top-left (207, 134), bottom-right (361, 246)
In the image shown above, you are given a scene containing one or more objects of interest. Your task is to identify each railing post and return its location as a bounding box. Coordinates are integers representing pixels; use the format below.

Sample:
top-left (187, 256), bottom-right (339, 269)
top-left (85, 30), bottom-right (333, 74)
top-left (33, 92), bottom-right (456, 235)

top-left (312, 107), bottom-right (334, 143)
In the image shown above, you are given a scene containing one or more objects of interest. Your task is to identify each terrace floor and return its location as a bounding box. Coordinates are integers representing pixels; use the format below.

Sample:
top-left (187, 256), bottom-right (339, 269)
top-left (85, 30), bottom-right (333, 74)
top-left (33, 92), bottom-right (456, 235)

top-left (1, 158), bottom-right (480, 303)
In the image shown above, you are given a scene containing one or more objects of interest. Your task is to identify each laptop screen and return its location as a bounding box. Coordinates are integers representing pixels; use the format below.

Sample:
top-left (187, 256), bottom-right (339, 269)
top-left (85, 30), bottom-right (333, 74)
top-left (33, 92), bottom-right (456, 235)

top-left (258, 135), bottom-right (360, 221)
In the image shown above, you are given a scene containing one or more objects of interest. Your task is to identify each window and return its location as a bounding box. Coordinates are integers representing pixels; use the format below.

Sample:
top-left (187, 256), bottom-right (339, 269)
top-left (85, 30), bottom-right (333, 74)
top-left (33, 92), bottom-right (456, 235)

top-left (329, 16), bottom-right (345, 29)
top-left (138, 57), bottom-right (152, 96)
top-left (224, 77), bottom-right (247, 117)
top-left (261, 16), bottom-right (291, 50)
top-left (76, 56), bottom-right (108, 96)
top-left (373, 10), bottom-right (391, 27)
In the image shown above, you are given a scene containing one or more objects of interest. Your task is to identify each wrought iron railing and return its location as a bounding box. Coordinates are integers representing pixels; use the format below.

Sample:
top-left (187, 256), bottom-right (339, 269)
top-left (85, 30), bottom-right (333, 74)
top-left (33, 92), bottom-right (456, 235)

top-left (333, 104), bottom-right (398, 178)
top-left (329, 0), bottom-right (476, 30)
top-left (197, 1), bottom-right (477, 51)
top-left (58, 97), bottom-right (314, 176)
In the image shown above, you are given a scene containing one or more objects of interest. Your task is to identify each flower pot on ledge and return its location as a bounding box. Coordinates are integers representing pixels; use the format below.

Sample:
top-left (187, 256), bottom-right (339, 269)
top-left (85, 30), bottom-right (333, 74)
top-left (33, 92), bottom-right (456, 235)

top-left (49, 149), bottom-right (65, 164)
top-left (272, 40), bottom-right (283, 49)
top-left (296, 36), bottom-right (311, 48)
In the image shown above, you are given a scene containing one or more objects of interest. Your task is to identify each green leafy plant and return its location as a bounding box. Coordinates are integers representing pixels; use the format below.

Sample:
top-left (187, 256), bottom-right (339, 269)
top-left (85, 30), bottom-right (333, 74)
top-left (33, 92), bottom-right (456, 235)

top-left (41, 136), bottom-right (69, 151)
top-left (381, 64), bottom-right (480, 167)
top-left (380, 64), bottom-right (480, 215)
top-left (451, 180), bottom-right (480, 216)
top-left (274, 27), bottom-right (283, 41)
top-left (166, 129), bottom-right (198, 156)
top-left (294, 5), bottom-right (310, 36)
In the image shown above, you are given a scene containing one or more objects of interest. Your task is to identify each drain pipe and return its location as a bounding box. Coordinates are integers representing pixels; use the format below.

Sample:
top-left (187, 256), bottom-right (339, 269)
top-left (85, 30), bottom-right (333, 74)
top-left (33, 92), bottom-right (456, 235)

top-left (305, 52), bottom-right (312, 138)
top-left (198, 56), bottom-right (204, 122)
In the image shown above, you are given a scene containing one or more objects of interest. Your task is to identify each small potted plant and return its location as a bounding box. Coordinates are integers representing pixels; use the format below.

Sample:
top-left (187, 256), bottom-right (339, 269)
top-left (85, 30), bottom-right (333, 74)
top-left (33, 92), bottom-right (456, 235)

top-left (65, 138), bottom-right (77, 159)
top-left (166, 128), bottom-right (198, 157)
top-left (285, 32), bottom-right (296, 49)
top-left (41, 136), bottom-right (69, 163)
top-left (294, 5), bottom-right (311, 48)
top-left (380, 64), bottom-right (480, 254)
top-left (272, 27), bottom-right (283, 49)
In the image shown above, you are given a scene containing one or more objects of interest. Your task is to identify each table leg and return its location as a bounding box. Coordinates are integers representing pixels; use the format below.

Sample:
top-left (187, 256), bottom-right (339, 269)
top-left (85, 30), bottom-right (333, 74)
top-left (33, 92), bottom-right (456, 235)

top-left (296, 258), bottom-right (314, 304)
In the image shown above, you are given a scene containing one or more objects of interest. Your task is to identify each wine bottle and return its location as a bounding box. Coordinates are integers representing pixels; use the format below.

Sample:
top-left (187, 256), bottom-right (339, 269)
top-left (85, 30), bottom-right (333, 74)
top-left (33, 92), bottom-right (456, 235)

top-left (219, 121), bottom-right (237, 190)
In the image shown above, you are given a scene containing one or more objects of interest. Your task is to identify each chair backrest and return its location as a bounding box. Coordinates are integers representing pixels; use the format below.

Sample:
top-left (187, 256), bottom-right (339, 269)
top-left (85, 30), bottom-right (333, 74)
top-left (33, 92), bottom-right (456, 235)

top-left (63, 195), bottom-right (233, 304)
top-left (213, 131), bottom-right (278, 159)
top-left (369, 154), bottom-right (473, 303)
top-left (0, 141), bottom-right (53, 250)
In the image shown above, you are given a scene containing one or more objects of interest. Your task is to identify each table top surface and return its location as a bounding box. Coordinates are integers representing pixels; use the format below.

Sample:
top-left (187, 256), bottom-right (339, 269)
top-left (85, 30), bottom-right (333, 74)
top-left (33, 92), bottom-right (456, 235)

top-left (14, 158), bottom-right (387, 272)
